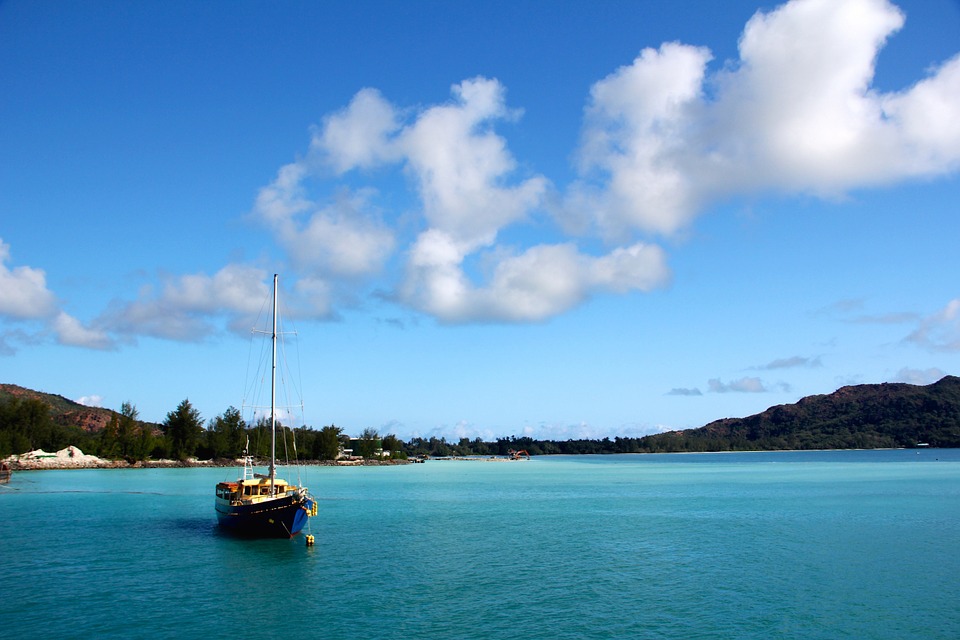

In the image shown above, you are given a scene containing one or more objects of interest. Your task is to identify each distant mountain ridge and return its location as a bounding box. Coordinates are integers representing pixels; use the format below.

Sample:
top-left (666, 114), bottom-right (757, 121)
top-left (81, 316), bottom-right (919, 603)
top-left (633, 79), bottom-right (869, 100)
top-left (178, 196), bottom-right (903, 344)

top-left (0, 383), bottom-right (118, 433)
top-left (645, 375), bottom-right (960, 451)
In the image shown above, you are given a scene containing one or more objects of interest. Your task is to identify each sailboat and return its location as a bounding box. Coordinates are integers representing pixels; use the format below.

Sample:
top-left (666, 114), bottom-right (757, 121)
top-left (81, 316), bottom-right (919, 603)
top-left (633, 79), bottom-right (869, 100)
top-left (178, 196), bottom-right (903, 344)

top-left (215, 274), bottom-right (316, 538)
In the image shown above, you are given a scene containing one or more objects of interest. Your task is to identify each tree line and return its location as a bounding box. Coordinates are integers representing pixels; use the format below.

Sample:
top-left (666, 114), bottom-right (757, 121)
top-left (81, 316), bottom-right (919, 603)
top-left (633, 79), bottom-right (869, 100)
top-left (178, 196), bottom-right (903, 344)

top-left (0, 396), bottom-right (404, 462)
top-left (4, 375), bottom-right (960, 461)
top-left (0, 393), bottom-right (652, 462)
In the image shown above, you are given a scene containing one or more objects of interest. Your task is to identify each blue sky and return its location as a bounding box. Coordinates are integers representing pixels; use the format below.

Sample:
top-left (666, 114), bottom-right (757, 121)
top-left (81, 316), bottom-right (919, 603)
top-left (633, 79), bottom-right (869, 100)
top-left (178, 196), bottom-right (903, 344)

top-left (2, 0), bottom-right (959, 442)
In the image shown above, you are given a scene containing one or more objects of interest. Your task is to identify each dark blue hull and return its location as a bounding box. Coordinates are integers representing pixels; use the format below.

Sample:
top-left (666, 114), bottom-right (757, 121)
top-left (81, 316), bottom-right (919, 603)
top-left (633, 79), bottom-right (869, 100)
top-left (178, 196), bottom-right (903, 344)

top-left (216, 494), bottom-right (312, 538)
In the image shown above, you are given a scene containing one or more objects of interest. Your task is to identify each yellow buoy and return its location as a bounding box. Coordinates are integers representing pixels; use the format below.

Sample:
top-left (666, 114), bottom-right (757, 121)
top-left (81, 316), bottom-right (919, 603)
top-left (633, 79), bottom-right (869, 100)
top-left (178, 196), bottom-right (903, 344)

top-left (305, 534), bottom-right (315, 547)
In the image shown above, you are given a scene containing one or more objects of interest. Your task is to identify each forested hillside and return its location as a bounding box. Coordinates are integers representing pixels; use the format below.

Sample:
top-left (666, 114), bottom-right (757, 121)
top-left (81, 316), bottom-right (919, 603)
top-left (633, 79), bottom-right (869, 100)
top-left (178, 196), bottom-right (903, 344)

top-left (639, 376), bottom-right (960, 452)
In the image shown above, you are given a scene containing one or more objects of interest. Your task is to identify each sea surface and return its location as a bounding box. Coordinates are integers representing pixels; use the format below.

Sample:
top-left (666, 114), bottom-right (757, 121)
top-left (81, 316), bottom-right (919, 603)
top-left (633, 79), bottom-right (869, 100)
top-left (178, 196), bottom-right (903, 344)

top-left (2, 449), bottom-right (958, 639)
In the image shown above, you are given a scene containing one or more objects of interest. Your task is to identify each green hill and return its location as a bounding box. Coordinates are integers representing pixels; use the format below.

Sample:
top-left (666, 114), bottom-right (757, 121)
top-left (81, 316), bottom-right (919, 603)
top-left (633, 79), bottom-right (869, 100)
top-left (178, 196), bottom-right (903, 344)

top-left (0, 383), bottom-right (118, 433)
top-left (642, 376), bottom-right (960, 452)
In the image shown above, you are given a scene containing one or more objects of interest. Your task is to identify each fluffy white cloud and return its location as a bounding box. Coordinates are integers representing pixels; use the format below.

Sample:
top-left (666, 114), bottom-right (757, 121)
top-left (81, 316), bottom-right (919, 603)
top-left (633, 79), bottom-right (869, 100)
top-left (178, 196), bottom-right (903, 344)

top-left (240, 0), bottom-right (960, 327)
top-left (573, 42), bottom-right (713, 237)
top-left (160, 264), bottom-right (271, 315)
top-left (0, 239), bottom-right (111, 353)
top-left (289, 198), bottom-right (394, 278)
top-left (882, 55), bottom-right (960, 175)
top-left (254, 167), bottom-right (395, 280)
top-left (102, 264), bottom-right (272, 341)
top-left (75, 394), bottom-right (105, 408)
top-left (311, 77), bottom-right (671, 323)
top-left (314, 77), bottom-right (548, 248)
top-left (53, 312), bottom-right (114, 350)
top-left (396, 78), bottom-right (547, 247)
top-left (0, 238), bottom-right (57, 320)
top-left (401, 237), bottom-right (669, 323)
top-left (314, 88), bottom-right (402, 173)
top-left (718, 0), bottom-right (907, 189)
top-left (570, 0), bottom-right (960, 238)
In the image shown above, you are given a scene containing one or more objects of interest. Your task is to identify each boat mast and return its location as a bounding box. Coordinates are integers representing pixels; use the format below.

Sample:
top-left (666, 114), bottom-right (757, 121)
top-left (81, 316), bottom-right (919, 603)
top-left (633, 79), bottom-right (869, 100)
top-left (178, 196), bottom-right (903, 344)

top-left (270, 273), bottom-right (278, 494)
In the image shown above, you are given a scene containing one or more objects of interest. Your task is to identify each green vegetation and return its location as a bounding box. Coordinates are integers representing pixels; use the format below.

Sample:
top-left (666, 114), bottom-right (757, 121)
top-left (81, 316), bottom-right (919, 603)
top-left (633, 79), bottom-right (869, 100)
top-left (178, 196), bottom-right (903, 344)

top-left (2, 377), bottom-right (959, 462)
top-left (0, 396), bottom-right (90, 457)
top-left (162, 399), bottom-right (204, 461)
top-left (98, 402), bottom-right (155, 461)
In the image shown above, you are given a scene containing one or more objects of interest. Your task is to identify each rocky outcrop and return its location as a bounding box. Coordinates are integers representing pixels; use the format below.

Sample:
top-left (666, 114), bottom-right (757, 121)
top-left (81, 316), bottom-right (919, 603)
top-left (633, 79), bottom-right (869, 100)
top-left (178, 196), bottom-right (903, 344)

top-left (5, 446), bottom-right (114, 469)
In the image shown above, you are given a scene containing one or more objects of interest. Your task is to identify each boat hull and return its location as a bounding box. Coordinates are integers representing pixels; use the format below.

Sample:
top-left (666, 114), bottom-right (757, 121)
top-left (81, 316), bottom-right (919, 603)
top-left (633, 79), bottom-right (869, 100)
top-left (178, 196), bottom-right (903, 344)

top-left (215, 494), bottom-right (312, 538)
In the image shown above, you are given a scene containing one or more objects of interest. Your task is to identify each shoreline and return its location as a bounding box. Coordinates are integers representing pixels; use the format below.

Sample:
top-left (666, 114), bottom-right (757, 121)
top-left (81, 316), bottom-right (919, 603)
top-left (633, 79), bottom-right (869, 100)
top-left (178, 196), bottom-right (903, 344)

top-left (2, 446), bottom-right (413, 471)
top-left (5, 458), bottom-right (414, 471)
top-left (5, 445), bottom-right (938, 471)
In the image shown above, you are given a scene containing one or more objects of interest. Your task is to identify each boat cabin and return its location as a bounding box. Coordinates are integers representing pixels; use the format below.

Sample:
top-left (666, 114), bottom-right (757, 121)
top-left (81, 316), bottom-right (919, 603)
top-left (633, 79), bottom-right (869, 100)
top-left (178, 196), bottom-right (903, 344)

top-left (215, 477), bottom-right (293, 504)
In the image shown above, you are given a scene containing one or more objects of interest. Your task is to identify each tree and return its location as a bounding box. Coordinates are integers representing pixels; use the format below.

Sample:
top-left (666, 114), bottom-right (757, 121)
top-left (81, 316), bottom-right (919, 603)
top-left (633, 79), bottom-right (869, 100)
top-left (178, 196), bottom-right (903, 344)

top-left (134, 419), bottom-right (155, 462)
top-left (163, 399), bottom-right (203, 460)
top-left (99, 413), bottom-right (120, 459)
top-left (314, 425), bottom-right (343, 460)
top-left (117, 401), bottom-right (141, 460)
top-left (250, 416), bottom-right (271, 459)
top-left (355, 427), bottom-right (380, 458)
top-left (207, 406), bottom-right (246, 459)
top-left (0, 397), bottom-right (52, 456)
top-left (381, 434), bottom-right (406, 459)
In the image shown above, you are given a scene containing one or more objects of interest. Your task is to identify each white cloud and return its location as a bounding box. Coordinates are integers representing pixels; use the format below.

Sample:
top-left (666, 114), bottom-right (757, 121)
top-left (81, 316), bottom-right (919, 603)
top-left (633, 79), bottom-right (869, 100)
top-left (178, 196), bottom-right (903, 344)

top-left (235, 0), bottom-right (960, 328)
top-left (573, 42), bottom-right (713, 238)
top-left (254, 166), bottom-right (395, 280)
top-left (75, 394), bottom-right (105, 408)
top-left (904, 299), bottom-right (960, 352)
top-left (882, 55), bottom-right (960, 175)
top-left (312, 78), bottom-right (547, 250)
top-left (310, 77), bottom-right (671, 323)
top-left (53, 312), bottom-right (114, 350)
top-left (396, 77), bottom-right (547, 247)
top-left (894, 367), bottom-right (948, 385)
top-left (401, 239), bottom-right (669, 323)
top-left (253, 162), bottom-right (312, 225)
top-left (313, 87), bottom-right (402, 173)
top-left (0, 238), bottom-right (58, 320)
top-left (281, 192), bottom-right (395, 279)
top-left (161, 264), bottom-right (270, 315)
top-left (102, 264), bottom-right (272, 341)
top-left (708, 377), bottom-right (769, 393)
top-left (0, 239), bottom-right (113, 353)
top-left (5, 0), bottom-right (957, 353)
top-left (717, 0), bottom-right (907, 190)
top-left (568, 0), bottom-right (960, 238)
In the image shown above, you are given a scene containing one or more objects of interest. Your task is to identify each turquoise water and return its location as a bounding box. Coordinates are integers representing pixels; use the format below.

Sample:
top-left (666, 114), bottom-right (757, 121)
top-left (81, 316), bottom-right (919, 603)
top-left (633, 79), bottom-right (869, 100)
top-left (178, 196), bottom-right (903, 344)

top-left (2, 450), bottom-right (958, 639)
